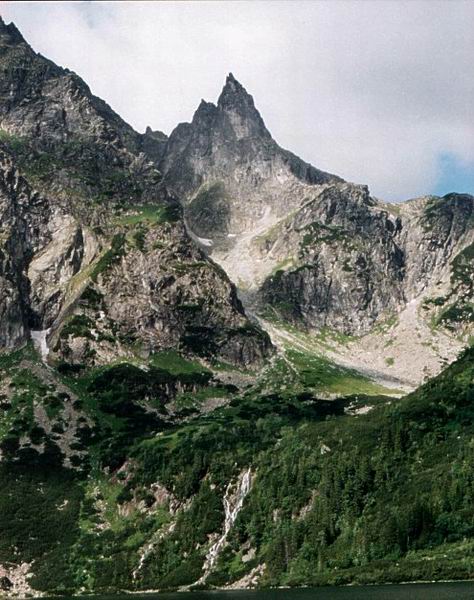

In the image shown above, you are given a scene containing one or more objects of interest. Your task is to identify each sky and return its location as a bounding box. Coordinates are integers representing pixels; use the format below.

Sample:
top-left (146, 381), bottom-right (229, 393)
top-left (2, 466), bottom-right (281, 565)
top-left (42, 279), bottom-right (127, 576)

top-left (2, 0), bottom-right (474, 201)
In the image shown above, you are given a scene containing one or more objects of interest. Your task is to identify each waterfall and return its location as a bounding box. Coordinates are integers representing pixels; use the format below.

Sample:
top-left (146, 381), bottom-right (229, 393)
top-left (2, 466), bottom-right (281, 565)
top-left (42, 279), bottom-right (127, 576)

top-left (30, 328), bottom-right (50, 361)
top-left (191, 467), bottom-right (252, 588)
top-left (133, 522), bottom-right (176, 581)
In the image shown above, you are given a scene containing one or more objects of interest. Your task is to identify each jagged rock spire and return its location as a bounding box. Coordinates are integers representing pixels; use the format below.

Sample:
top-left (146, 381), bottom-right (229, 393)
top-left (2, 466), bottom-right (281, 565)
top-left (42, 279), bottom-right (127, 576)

top-left (218, 73), bottom-right (252, 104)
top-left (218, 73), bottom-right (259, 112)
top-left (0, 16), bottom-right (26, 45)
top-left (214, 72), bottom-right (271, 139)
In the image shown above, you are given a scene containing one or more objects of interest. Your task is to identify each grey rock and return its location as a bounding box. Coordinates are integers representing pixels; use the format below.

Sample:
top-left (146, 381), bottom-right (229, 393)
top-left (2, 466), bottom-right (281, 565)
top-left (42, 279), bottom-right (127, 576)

top-left (159, 73), bottom-right (342, 239)
top-left (49, 217), bottom-right (272, 367)
top-left (158, 74), bottom-right (474, 340)
top-left (0, 18), bottom-right (272, 367)
top-left (258, 186), bottom-right (473, 335)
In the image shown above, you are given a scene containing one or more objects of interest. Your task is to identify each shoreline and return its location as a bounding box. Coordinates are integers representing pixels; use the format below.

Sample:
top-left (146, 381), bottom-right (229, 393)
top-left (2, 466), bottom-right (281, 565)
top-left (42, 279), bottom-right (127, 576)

top-left (117, 577), bottom-right (474, 596)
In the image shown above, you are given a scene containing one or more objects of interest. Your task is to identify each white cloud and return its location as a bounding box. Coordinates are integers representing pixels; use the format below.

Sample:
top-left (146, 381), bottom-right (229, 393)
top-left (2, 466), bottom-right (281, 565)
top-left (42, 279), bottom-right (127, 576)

top-left (2, 0), bottom-right (473, 200)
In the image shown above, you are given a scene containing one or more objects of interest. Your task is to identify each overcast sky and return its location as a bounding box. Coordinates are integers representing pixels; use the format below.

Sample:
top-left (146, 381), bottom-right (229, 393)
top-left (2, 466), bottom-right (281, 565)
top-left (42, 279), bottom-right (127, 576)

top-left (2, 1), bottom-right (474, 201)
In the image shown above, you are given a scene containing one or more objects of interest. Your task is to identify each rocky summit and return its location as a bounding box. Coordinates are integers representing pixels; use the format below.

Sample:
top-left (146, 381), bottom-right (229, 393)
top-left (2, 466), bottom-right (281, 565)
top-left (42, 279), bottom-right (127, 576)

top-left (158, 69), bottom-right (473, 391)
top-left (0, 16), bottom-right (473, 598)
top-left (0, 18), bottom-right (271, 368)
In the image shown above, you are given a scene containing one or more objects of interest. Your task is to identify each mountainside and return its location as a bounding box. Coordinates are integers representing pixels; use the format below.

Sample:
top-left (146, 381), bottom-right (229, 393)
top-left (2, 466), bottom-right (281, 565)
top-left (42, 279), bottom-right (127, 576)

top-left (160, 73), bottom-right (342, 239)
top-left (0, 17), bottom-right (271, 369)
top-left (159, 75), bottom-right (474, 390)
top-left (0, 16), bottom-right (473, 598)
top-left (1, 323), bottom-right (473, 596)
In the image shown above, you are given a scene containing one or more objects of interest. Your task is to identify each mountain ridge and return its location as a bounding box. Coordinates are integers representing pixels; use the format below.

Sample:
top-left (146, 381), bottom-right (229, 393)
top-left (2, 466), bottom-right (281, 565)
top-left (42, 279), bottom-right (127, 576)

top-left (0, 17), bottom-right (473, 597)
top-left (0, 16), bottom-right (272, 369)
top-left (154, 73), bottom-right (474, 389)
top-left (0, 14), bottom-right (472, 388)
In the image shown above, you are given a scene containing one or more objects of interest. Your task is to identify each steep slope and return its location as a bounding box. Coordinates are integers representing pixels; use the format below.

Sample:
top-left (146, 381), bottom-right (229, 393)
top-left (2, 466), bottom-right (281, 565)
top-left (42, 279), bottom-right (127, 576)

top-left (160, 73), bottom-right (342, 242)
top-left (256, 190), bottom-right (473, 389)
top-left (259, 189), bottom-right (473, 334)
top-left (0, 19), bottom-right (167, 167)
top-left (159, 76), bottom-right (474, 389)
top-left (0, 17), bottom-right (271, 369)
top-left (0, 15), bottom-right (474, 598)
top-left (1, 336), bottom-right (473, 595)
top-left (0, 18), bottom-right (163, 212)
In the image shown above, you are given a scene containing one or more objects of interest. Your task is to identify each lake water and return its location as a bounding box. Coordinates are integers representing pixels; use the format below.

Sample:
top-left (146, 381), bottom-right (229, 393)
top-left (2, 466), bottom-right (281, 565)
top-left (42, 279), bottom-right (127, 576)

top-left (67, 582), bottom-right (474, 600)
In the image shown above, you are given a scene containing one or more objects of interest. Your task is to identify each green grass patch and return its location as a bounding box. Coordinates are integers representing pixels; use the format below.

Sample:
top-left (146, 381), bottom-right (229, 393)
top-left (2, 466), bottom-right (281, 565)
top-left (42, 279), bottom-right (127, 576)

top-left (116, 204), bottom-right (180, 226)
top-left (90, 234), bottom-right (126, 281)
top-left (285, 348), bottom-right (397, 396)
top-left (60, 314), bottom-right (95, 339)
top-left (150, 350), bottom-right (211, 377)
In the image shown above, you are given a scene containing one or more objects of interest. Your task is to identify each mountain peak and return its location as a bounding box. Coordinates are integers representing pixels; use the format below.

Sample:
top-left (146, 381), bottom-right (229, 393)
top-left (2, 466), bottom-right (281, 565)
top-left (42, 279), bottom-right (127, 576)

top-left (0, 17), bottom-right (26, 46)
top-left (218, 72), bottom-right (254, 109)
top-left (192, 98), bottom-right (218, 125)
top-left (215, 73), bottom-right (271, 139)
top-left (223, 72), bottom-right (244, 91)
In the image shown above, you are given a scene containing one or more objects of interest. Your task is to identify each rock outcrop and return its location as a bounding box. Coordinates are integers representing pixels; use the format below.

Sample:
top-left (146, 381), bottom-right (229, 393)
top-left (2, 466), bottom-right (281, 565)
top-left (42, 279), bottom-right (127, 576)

top-left (258, 188), bottom-right (474, 335)
top-left (158, 74), bottom-right (474, 346)
top-left (0, 17), bottom-right (271, 368)
top-left (159, 73), bottom-right (342, 239)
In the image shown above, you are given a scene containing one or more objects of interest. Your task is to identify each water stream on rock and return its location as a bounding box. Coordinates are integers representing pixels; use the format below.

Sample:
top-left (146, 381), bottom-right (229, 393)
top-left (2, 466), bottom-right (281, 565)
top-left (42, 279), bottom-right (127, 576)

top-left (30, 329), bottom-right (50, 361)
top-left (191, 467), bottom-right (252, 588)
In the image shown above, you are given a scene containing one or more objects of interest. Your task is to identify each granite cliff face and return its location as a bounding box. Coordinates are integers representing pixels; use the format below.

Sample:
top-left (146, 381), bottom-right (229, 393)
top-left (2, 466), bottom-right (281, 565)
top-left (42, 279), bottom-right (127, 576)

top-left (155, 74), bottom-right (474, 389)
top-left (0, 17), bottom-right (271, 368)
top-left (257, 188), bottom-right (473, 334)
top-left (160, 73), bottom-right (342, 241)
top-left (0, 147), bottom-right (48, 349)
top-left (257, 183), bottom-right (406, 334)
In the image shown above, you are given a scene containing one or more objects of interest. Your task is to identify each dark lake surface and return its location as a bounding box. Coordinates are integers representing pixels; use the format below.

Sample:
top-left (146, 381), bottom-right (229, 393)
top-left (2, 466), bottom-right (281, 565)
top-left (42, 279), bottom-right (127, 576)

top-left (61, 582), bottom-right (474, 600)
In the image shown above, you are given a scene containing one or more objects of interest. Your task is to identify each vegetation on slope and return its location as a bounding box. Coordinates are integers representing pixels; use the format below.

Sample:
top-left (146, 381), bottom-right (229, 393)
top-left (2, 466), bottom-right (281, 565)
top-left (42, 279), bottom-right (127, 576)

top-left (0, 342), bottom-right (473, 594)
